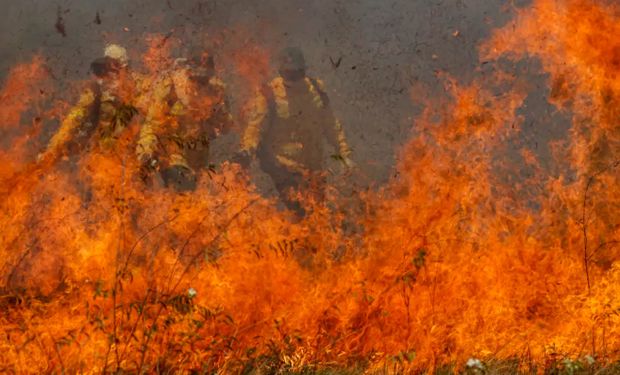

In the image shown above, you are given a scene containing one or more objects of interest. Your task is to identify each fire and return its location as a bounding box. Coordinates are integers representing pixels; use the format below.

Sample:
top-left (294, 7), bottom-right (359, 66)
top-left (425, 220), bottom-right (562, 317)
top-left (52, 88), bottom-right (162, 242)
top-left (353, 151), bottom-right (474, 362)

top-left (1, 0), bottom-right (620, 373)
top-left (0, 57), bottom-right (53, 180)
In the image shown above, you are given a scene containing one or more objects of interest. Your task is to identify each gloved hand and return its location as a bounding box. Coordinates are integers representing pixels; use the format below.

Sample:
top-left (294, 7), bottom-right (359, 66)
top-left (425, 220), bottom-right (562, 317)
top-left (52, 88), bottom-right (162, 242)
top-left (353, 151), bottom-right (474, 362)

top-left (331, 153), bottom-right (356, 169)
top-left (342, 156), bottom-right (356, 169)
top-left (141, 154), bottom-right (159, 170)
top-left (231, 150), bottom-right (253, 169)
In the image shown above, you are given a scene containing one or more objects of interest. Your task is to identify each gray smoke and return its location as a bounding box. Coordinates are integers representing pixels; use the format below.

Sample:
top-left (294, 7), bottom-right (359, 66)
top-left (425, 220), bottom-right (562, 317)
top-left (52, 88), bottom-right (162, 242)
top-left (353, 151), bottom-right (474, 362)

top-left (1, 0), bottom-right (539, 185)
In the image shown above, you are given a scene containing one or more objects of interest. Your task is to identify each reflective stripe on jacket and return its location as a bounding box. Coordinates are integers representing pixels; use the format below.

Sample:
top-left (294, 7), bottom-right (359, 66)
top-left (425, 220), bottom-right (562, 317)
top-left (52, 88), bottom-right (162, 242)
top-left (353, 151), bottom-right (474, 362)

top-left (240, 76), bottom-right (351, 172)
top-left (136, 69), bottom-right (232, 170)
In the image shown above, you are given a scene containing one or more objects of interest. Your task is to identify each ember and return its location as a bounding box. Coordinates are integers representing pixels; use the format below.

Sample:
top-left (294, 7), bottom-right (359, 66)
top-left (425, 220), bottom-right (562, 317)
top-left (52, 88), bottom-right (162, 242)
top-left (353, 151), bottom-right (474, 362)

top-left (1, 0), bottom-right (620, 373)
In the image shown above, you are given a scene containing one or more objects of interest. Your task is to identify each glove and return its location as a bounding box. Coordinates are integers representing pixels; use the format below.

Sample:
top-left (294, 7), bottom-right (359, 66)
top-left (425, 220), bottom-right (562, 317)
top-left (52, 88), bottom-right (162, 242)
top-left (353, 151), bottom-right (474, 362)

top-left (141, 155), bottom-right (159, 170)
top-left (331, 153), bottom-right (356, 169)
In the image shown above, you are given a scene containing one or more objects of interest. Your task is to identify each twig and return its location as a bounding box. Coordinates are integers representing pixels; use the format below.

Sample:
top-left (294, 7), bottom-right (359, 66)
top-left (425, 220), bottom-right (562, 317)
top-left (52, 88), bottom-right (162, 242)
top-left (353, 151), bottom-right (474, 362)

top-left (48, 332), bottom-right (66, 373)
top-left (112, 212), bottom-right (181, 367)
top-left (4, 207), bottom-right (81, 288)
top-left (582, 174), bottom-right (595, 294)
top-left (581, 159), bottom-right (619, 358)
top-left (136, 198), bottom-right (259, 373)
top-left (117, 287), bottom-right (154, 365)
top-left (118, 212), bottom-right (181, 280)
top-left (587, 241), bottom-right (620, 262)
top-left (103, 156), bottom-right (128, 373)
top-left (581, 159), bottom-right (620, 294)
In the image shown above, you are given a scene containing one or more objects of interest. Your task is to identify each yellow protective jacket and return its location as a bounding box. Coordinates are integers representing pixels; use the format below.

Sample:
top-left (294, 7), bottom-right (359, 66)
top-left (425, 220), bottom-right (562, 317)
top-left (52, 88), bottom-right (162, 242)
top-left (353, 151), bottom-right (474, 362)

top-left (42, 73), bottom-right (147, 162)
top-left (136, 69), bottom-right (232, 171)
top-left (240, 76), bottom-right (351, 172)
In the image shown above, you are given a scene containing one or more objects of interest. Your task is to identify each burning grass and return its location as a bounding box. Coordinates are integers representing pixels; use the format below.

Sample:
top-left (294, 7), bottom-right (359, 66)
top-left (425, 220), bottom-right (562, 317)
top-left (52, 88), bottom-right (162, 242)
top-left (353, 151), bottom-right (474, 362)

top-left (1, 0), bottom-right (620, 373)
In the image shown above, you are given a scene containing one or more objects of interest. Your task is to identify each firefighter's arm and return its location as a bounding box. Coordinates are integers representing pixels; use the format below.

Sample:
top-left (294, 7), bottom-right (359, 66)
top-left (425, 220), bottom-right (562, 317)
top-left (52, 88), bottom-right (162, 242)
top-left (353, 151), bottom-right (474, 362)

top-left (39, 88), bottom-right (96, 162)
top-left (136, 111), bottom-right (159, 164)
top-left (329, 118), bottom-right (355, 168)
top-left (215, 103), bottom-right (234, 137)
top-left (314, 79), bottom-right (354, 167)
top-left (231, 90), bottom-right (267, 168)
top-left (239, 90), bottom-right (268, 153)
top-left (210, 78), bottom-right (234, 136)
top-left (333, 118), bottom-right (353, 160)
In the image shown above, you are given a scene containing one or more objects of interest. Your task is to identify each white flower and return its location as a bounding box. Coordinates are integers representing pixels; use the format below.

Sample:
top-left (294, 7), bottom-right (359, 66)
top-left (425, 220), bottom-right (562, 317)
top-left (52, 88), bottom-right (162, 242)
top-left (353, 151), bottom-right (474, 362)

top-left (187, 287), bottom-right (197, 298)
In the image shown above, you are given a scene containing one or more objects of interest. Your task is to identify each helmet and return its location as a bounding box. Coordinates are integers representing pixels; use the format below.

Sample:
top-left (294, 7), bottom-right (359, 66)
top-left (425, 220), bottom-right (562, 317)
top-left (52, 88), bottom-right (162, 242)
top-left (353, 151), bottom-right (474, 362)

top-left (104, 44), bottom-right (129, 66)
top-left (278, 47), bottom-right (306, 72)
top-left (278, 47), bottom-right (306, 81)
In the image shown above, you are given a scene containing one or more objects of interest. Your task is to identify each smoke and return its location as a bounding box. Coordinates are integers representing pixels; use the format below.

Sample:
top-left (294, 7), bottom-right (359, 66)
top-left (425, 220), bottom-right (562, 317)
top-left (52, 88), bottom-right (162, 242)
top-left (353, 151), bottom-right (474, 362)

top-left (0, 0), bottom-right (523, 183)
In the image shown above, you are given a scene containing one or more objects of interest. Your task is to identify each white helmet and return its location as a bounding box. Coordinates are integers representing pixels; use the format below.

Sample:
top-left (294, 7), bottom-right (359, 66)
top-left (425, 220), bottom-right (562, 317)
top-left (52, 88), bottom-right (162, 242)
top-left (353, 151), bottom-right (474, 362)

top-left (104, 44), bottom-right (129, 66)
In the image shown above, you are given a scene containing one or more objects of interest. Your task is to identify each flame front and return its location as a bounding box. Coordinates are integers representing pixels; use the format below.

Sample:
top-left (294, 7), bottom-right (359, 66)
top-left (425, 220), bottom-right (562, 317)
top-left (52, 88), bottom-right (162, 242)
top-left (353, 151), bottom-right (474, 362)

top-left (1, 0), bottom-right (620, 373)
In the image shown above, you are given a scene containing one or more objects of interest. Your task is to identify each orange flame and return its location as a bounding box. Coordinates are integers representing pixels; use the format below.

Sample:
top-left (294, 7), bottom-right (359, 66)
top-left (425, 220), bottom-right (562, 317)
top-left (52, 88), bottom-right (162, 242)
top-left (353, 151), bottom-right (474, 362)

top-left (1, 1), bottom-right (620, 372)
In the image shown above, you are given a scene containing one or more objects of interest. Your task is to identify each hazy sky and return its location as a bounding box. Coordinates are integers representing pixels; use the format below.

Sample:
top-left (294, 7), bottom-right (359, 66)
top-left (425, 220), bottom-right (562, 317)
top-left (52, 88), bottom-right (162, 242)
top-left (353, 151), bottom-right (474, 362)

top-left (1, 0), bottom-right (539, 184)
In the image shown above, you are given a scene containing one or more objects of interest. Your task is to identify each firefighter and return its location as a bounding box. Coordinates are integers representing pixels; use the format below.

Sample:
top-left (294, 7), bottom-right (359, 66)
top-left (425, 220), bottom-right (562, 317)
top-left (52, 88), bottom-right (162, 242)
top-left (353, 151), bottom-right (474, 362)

top-left (39, 44), bottom-right (141, 164)
top-left (136, 54), bottom-right (233, 191)
top-left (236, 47), bottom-right (354, 216)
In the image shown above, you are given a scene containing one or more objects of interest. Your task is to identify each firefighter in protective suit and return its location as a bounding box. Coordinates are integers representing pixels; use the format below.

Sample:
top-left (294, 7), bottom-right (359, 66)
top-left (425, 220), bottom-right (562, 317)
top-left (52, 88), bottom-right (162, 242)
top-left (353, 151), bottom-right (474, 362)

top-left (136, 55), bottom-right (233, 191)
top-left (38, 44), bottom-right (143, 204)
top-left (236, 47), bottom-right (354, 216)
top-left (39, 44), bottom-right (139, 164)
top-left (39, 44), bottom-right (142, 164)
